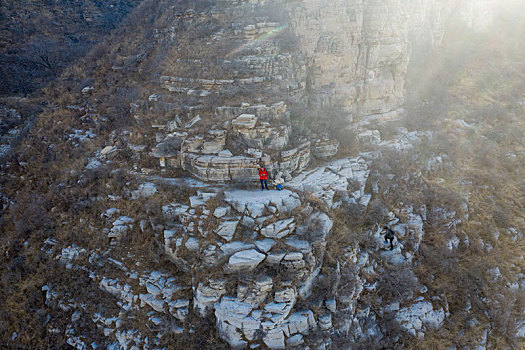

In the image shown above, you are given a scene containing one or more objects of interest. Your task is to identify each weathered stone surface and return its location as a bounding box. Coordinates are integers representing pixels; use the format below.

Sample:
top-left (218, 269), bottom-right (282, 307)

top-left (325, 299), bottom-right (337, 313)
top-left (312, 138), bottom-right (339, 159)
top-left (220, 241), bottom-right (255, 256)
top-left (215, 297), bottom-right (257, 348)
top-left (228, 249), bottom-right (266, 271)
top-left (266, 252), bottom-right (286, 265)
top-left (275, 288), bottom-right (296, 303)
top-left (82, 86), bottom-right (94, 94)
top-left (184, 237), bottom-right (200, 251)
top-left (103, 1), bottom-right (486, 349)
top-left (215, 220), bottom-right (239, 241)
top-left (260, 218), bottom-right (295, 239)
top-left (218, 150), bottom-right (233, 157)
top-left (255, 239), bottom-right (276, 253)
top-left (194, 279), bottom-right (227, 317)
top-left (318, 313), bottom-right (332, 330)
top-left (213, 206), bottom-right (230, 218)
top-left (263, 327), bottom-right (285, 349)
top-left (182, 153), bottom-right (259, 182)
top-left (100, 145), bottom-right (117, 157)
top-left (232, 114), bottom-right (257, 131)
top-left (286, 312), bottom-right (310, 335)
top-left (216, 101), bottom-right (288, 121)
top-left (225, 189), bottom-right (301, 214)
top-left (185, 115), bottom-right (201, 128)
top-left (286, 334), bottom-right (304, 347)
top-left (108, 216), bottom-right (134, 238)
top-left (396, 301), bottom-right (445, 337)
top-left (288, 0), bottom-right (410, 116)
top-left (288, 157), bottom-right (371, 208)
top-left (357, 130), bottom-right (381, 145)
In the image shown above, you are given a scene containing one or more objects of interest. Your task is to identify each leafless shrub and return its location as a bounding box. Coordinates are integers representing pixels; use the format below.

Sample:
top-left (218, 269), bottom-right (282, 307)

top-left (377, 266), bottom-right (419, 303)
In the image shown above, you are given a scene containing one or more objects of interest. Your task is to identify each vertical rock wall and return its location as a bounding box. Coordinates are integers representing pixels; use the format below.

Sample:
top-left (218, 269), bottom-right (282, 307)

top-left (286, 0), bottom-right (494, 120)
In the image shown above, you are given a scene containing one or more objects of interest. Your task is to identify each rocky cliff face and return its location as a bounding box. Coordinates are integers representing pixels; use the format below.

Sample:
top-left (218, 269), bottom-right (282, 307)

top-left (142, 0), bottom-right (458, 183)
top-left (289, 0), bottom-right (409, 118)
top-left (287, 0), bottom-right (496, 118)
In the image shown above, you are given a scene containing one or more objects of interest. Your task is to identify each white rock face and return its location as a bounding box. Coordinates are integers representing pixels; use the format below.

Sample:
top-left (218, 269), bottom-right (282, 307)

top-left (447, 236), bottom-right (460, 252)
top-left (82, 86), bottom-right (94, 94)
top-left (325, 299), bottom-right (337, 313)
top-left (286, 312), bottom-right (310, 335)
top-left (225, 189), bottom-right (301, 214)
top-left (357, 130), bottom-right (381, 145)
top-left (396, 301), bottom-right (445, 337)
top-left (255, 239), bottom-right (276, 253)
top-left (184, 237), bottom-right (200, 251)
top-left (246, 201), bottom-right (266, 218)
top-left (286, 334), bottom-right (304, 346)
top-left (263, 327), bottom-right (286, 349)
top-left (185, 115), bottom-right (201, 128)
top-left (228, 249), bottom-right (266, 271)
top-left (131, 182), bottom-right (157, 199)
top-left (100, 145), bottom-right (117, 157)
top-left (232, 114), bottom-right (258, 130)
top-left (193, 279), bottom-right (227, 317)
top-left (288, 157), bottom-right (370, 208)
top-left (215, 220), bottom-right (239, 241)
top-left (220, 241), bottom-right (255, 256)
top-left (218, 150), bottom-right (233, 157)
top-left (215, 297), bottom-right (254, 348)
top-left (516, 319), bottom-right (525, 338)
top-left (487, 267), bottom-right (502, 282)
top-left (59, 245), bottom-right (86, 267)
top-left (296, 212), bottom-right (333, 242)
top-left (319, 313), bottom-right (332, 330)
top-left (108, 216), bottom-right (134, 238)
top-left (213, 206), bottom-right (230, 218)
top-left (260, 218), bottom-right (295, 239)
top-left (312, 138), bottom-right (339, 159)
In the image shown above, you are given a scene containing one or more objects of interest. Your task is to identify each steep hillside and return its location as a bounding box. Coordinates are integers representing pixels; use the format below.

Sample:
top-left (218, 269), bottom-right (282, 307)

top-left (0, 0), bottom-right (524, 349)
top-left (0, 0), bottom-right (142, 96)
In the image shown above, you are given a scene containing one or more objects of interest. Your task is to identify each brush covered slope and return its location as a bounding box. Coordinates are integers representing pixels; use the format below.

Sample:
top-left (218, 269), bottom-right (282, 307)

top-left (0, 0), bottom-right (524, 349)
top-left (0, 0), bottom-right (142, 96)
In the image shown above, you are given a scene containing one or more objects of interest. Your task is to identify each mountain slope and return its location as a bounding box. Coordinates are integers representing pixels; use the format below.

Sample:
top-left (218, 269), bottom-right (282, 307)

top-left (0, 0), bottom-right (142, 96)
top-left (0, 0), bottom-right (524, 349)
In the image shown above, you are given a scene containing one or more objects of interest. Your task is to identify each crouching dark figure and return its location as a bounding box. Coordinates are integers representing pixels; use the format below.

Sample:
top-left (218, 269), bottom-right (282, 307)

top-left (382, 226), bottom-right (396, 250)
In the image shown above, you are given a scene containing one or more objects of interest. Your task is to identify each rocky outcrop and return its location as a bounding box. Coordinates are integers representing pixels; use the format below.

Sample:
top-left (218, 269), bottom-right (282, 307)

top-left (395, 301), bottom-right (445, 338)
top-left (288, 157), bottom-right (371, 208)
top-left (143, 0), bottom-right (464, 182)
top-left (287, 0), bottom-right (409, 118)
top-left (312, 138), bottom-right (339, 159)
top-left (157, 181), bottom-right (349, 348)
top-left (151, 100), bottom-right (335, 181)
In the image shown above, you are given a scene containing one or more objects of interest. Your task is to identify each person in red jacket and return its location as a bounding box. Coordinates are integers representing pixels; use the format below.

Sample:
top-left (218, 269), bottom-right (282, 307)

top-left (259, 167), bottom-right (269, 191)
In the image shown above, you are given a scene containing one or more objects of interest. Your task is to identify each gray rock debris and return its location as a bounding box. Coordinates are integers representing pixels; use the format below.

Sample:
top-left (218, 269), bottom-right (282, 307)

top-left (108, 216), bottom-right (134, 238)
top-left (396, 301), bottom-right (445, 338)
top-left (131, 182), bottom-right (157, 199)
top-left (194, 279), bottom-right (227, 317)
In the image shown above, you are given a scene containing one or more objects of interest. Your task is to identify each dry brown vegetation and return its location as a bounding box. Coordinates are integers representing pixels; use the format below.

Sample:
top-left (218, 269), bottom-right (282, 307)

top-left (0, 1), bottom-right (524, 349)
top-left (397, 8), bottom-right (525, 348)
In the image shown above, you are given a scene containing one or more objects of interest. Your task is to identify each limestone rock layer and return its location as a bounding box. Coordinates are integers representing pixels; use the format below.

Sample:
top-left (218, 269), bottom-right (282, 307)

top-left (147, 0), bottom-right (458, 181)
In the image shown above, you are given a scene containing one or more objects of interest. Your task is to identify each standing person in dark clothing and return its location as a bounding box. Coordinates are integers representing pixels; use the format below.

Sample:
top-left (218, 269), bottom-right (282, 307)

top-left (259, 167), bottom-right (269, 191)
top-left (381, 226), bottom-right (396, 250)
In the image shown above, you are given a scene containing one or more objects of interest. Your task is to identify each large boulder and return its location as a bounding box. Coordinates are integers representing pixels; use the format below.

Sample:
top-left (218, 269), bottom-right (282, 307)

top-left (228, 249), bottom-right (266, 271)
